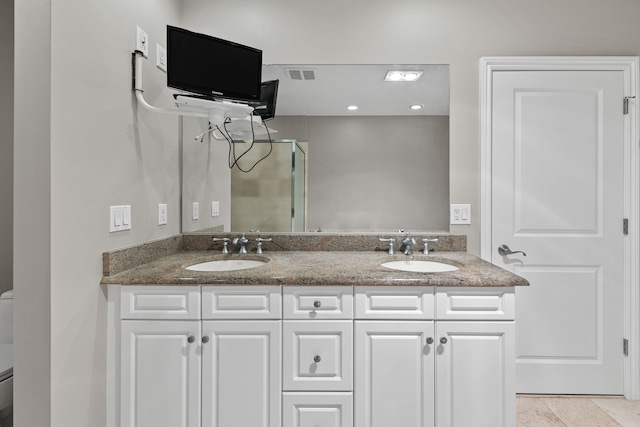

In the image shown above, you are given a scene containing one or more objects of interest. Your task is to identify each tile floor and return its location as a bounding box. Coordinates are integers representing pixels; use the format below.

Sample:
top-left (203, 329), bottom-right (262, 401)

top-left (517, 395), bottom-right (640, 426)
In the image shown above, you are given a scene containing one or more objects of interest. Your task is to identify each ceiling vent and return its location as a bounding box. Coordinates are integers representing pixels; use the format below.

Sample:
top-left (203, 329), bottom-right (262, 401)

top-left (286, 68), bottom-right (316, 80)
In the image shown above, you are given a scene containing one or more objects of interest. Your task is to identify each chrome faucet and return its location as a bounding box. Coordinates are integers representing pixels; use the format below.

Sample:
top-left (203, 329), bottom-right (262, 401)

top-left (232, 233), bottom-right (250, 254)
top-left (401, 233), bottom-right (417, 255)
top-left (422, 238), bottom-right (439, 255)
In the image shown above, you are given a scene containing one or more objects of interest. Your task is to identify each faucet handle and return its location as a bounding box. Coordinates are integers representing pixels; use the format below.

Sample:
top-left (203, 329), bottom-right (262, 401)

top-left (212, 237), bottom-right (230, 254)
top-left (255, 237), bottom-right (272, 254)
top-left (422, 238), bottom-right (439, 255)
top-left (379, 238), bottom-right (396, 255)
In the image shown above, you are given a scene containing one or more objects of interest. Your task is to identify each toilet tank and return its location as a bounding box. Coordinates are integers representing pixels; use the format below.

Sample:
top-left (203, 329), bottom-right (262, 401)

top-left (0, 290), bottom-right (13, 344)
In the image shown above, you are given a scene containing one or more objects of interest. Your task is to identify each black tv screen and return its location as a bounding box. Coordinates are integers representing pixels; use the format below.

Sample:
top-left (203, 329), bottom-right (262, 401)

top-left (167, 26), bottom-right (262, 101)
top-left (249, 80), bottom-right (279, 121)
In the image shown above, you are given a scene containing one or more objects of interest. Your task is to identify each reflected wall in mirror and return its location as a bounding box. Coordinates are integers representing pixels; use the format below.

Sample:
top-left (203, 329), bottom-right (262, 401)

top-left (182, 64), bottom-right (449, 233)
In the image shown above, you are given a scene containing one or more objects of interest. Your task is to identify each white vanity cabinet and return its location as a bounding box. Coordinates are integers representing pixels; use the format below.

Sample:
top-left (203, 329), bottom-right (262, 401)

top-left (200, 286), bottom-right (282, 427)
top-left (116, 285), bottom-right (282, 427)
top-left (282, 286), bottom-right (354, 427)
top-left (354, 287), bottom-right (436, 427)
top-left (110, 284), bottom-right (515, 427)
top-left (119, 286), bottom-right (202, 427)
top-left (354, 286), bottom-right (516, 427)
top-left (434, 287), bottom-right (515, 427)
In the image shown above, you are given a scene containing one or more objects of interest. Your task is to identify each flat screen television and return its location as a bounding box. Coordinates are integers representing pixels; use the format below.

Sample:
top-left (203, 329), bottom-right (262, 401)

top-left (249, 80), bottom-right (279, 121)
top-left (166, 25), bottom-right (262, 102)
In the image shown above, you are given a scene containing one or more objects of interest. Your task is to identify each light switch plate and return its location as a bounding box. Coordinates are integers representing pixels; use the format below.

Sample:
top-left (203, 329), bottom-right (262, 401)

top-left (110, 205), bottom-right (132, 232)
top-left (450, 204), bottom-right (471, 225)
top-left (192, 202), bottom-right (200, 220)
top-left (211, 201), bottom-right (220, 217)
top-left (156, 44), bottom-right (167, 72)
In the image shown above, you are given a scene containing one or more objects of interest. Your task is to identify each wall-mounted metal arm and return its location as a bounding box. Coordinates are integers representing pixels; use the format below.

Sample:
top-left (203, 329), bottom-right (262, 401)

top-left (132, 50), bottom-right (253, 125)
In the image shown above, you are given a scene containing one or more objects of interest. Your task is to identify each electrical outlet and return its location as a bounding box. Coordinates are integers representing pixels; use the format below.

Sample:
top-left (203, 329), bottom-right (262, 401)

top-left (192, 202), bottom-right (200, 220)
top-left (156, 44), bottom-right (167, 72)
top-left (211, 201), bottom-right (220, 217)
top-left (158, 204), bottom-right (168, 225)
top-left (136, 26), bottom-right (149, 58)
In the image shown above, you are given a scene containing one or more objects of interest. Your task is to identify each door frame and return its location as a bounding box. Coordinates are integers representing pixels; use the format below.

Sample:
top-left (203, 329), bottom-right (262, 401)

top-left (479, 57), bottom-right (639, 399)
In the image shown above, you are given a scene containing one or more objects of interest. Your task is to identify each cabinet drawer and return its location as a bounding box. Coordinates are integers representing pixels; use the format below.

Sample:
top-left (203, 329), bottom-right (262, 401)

top-left (202, 286), bottom-right (281, 319)
top-left (283, 321), bottom-right (353, 391)
top-left (120, 286), bottom-right (200, 320)
top-left (355, 286), bottom-right (434, 319)
top-left (436, 287), bottom-right (515, 320)
top-left (284, 286), bottom-right (353, 319)
top-left (283, 392), bottom-right (353, 427)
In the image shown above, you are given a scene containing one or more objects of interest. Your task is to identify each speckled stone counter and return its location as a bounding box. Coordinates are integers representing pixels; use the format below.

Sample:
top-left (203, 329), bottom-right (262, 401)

top-left (100, 249), bottom-right (529, 287)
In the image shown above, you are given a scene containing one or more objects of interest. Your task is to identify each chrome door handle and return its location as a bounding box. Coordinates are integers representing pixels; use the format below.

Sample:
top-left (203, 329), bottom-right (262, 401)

top-left (498, 244), bottom-right (526, 257)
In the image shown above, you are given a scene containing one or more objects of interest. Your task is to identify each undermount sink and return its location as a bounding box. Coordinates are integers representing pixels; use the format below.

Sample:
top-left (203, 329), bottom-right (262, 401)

top-left (185, 259), bottom-right (267, 272)
top-left (381, 260), bottom-right (459, 273)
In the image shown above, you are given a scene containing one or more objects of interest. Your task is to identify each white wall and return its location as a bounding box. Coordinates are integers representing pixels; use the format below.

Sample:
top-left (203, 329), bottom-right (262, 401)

top-left (12, 1), bottom-right (640, 427)
top-left (0, 0), bottom-right (13, 296)
top-left (14, 1), bottom-right (51, 425)
top-left (16, 1), bottom-right (184, 426)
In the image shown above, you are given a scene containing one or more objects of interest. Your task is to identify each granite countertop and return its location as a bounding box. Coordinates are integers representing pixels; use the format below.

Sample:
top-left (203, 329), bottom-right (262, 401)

top-left (100, 250), bottom-right (529, 287)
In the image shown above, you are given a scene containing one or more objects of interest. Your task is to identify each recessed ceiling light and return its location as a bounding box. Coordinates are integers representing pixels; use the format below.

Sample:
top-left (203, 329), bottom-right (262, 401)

top-left (410, 104), bottom-right (424, 110)
top-left (384, 70), bottom-right (424, 82)
top-left (386, 72), bottom-right (403, 81)
top-left (404, 72), bottom-right (420, 81)
top-left (347, 105), bottom-right (358, 111)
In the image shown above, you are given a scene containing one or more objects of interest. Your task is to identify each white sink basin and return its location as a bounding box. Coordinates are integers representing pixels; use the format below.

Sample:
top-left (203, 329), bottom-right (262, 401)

top-left (186, 259), bottom-right (267, 272)
top-left (381, 260), bottom-right (459, 273)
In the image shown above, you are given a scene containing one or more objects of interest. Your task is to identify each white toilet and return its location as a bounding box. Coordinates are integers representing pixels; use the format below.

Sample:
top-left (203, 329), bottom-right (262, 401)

top-left (0, 290), bottom-right (13, 426)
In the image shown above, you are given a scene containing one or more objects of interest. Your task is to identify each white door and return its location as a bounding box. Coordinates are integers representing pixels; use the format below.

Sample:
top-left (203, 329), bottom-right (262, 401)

top-left (354, 321), bottom-right (435, 427)
top-left (120, 320), bottom-right (201, 427)
top-left (435, 321), bottom-right (515, 427)
top-left (490, 69), bottom-right (625, 394)
top-left (201, 320), bottom-right (281, 427)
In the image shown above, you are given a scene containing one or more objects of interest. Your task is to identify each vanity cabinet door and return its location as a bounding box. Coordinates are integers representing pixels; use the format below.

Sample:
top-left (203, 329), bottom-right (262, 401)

top-left (201, 320), bottom-right (281, 427)
top-left (355, 321), bottom-right (435, 427)
top-left (435, 321), bottom-right (515, 427)
top-left (283, 320), bottom-right (353, 391)
top-left (120, 320), bottom-right (201, 427)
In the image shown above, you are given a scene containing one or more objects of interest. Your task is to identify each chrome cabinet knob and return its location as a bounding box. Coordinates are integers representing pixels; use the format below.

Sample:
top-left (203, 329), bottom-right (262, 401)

top-left (314, 355), bottom-right (321, 363)
top-left (187, 335), bottom-right (196, 343)
top-left (202, 336), bottom-right (210, 344)
top-left (426, 337), bottom-right (434, 345)
top-left (313, 300), bottom-right (321, 308)
top-left (440, 337), bottom-right (448, 344)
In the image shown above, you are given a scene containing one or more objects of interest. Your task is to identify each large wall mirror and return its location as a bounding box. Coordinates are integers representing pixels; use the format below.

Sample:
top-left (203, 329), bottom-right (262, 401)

top-left (181, 64), bottom-right (450, 233)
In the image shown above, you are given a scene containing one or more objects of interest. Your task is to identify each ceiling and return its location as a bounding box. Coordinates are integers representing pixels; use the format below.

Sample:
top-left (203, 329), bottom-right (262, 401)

top-left (261, 64), bottom-right (450, 117)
